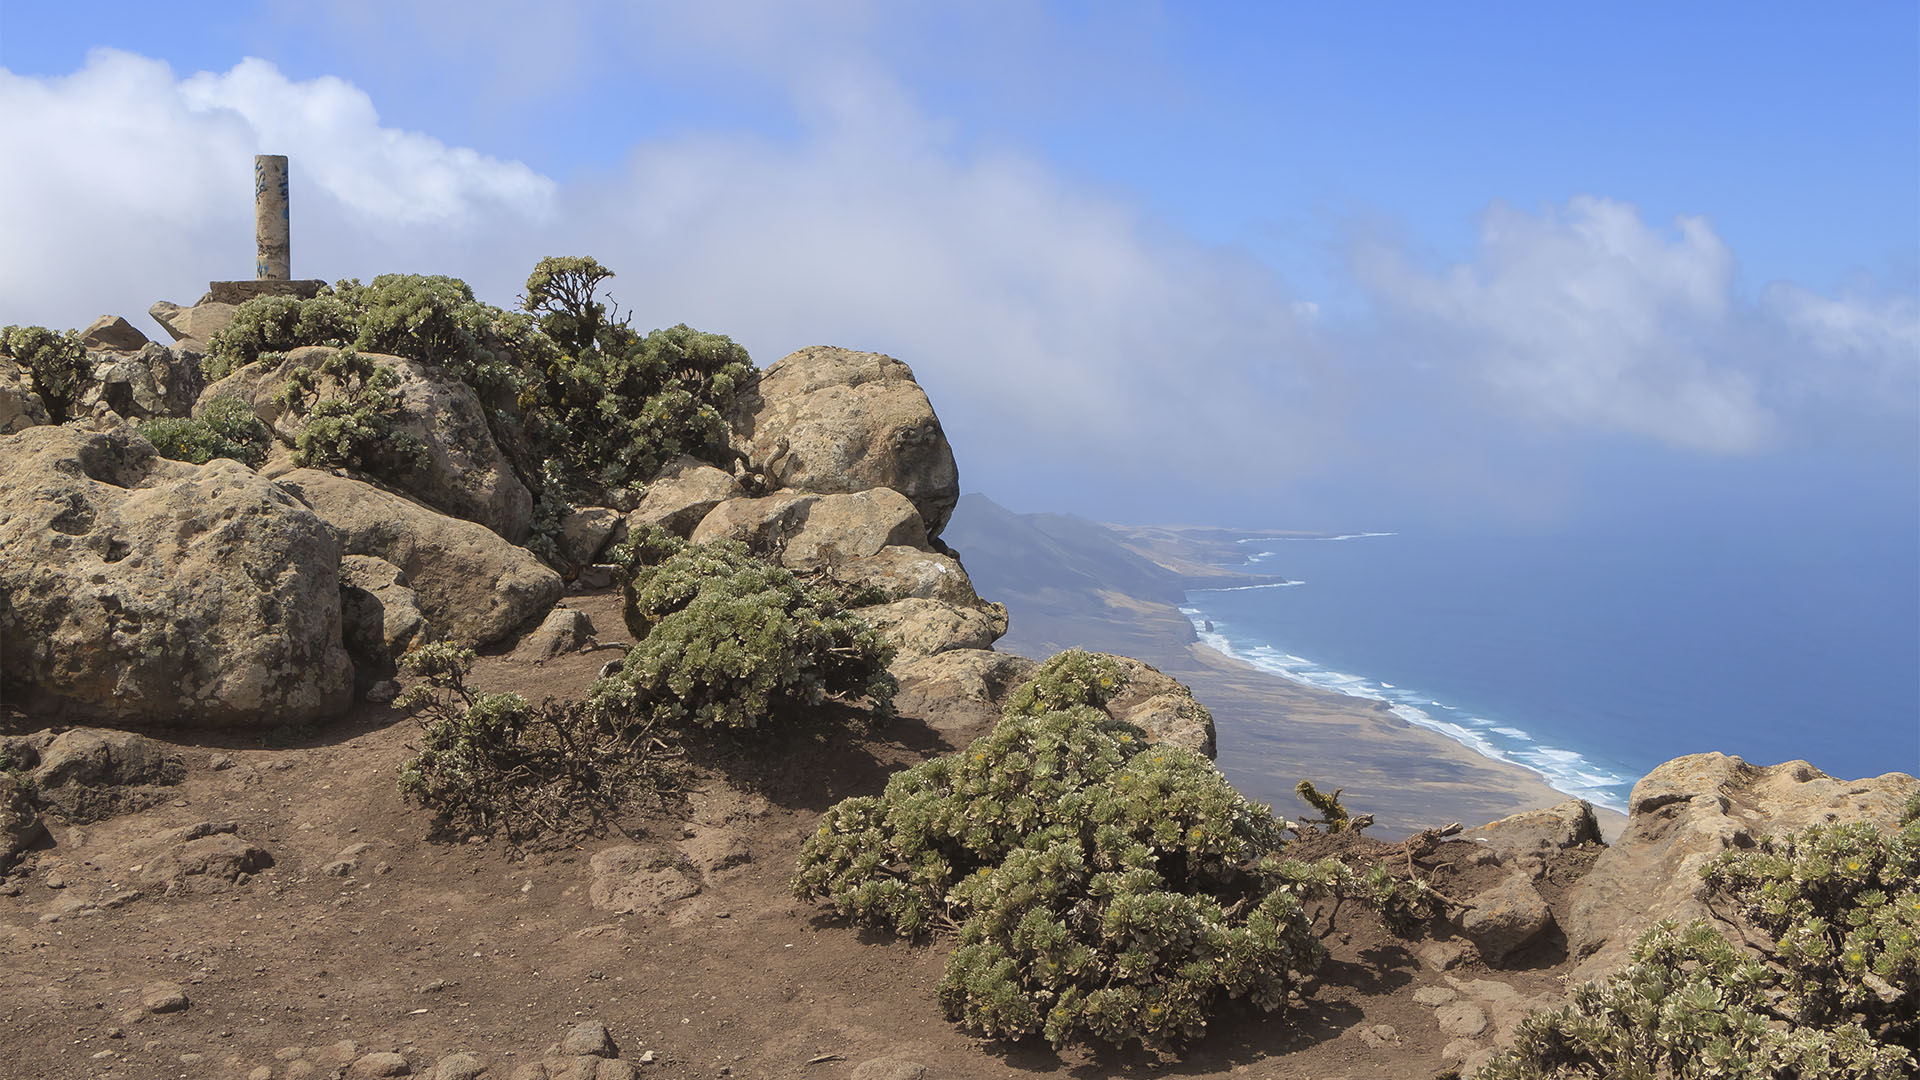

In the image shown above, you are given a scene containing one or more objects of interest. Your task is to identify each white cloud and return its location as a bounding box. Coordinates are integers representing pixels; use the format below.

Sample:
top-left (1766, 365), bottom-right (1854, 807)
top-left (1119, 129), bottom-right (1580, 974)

top-left (0, 49), bottom-right (554, 330)
top-left (1356, 196), bottom-right (1772, 453)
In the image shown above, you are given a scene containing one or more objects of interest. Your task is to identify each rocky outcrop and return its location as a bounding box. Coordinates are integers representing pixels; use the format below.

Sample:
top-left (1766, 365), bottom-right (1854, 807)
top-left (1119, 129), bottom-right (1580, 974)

top-left (831, 545), bottom-right (985, 608)
top-left (79, 315), bottom-right (150, 353)
top-left (273, 468), bottom-right (561, 649)
top-left (78, 342), bottom-right (204, 422)
top-left (1564, 753), bottom-right (1919, 982)
top-left (0, 425), bottom-right (355, 727)
top-left (1465, 800), bottom-right (1602, 860)
top-left (859, 598), bottom-right (1006, 657)
top-left (728, 347), bottom-right (959, 540)
top-left (207, 347), bottom-right (531, 540)
top-left (148, 298), bottom-right (238, 349)
top-left (628, 456), bottom-right (740, 539)
top-left (0, 358), bottom-right (51, 434)
top-left (1, 728), bottom-right (189, 823)
top-left (339, 554), bottom-right (426, 669)
top-left (1101, 654), bottom-right (1218, 759)
top-left (691, 488), bottom-right (930, 570)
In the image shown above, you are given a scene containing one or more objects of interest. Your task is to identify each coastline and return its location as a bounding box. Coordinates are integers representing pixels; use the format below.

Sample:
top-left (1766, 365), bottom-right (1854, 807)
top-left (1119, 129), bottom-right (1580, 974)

top-left (991, 584), bottom-right (1606, 838)
top-left (942, 495), bottom-right (1627, 837)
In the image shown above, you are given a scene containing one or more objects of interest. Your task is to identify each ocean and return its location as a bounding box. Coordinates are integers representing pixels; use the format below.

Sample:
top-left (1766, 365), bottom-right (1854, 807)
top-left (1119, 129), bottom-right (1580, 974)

top-left (1178, 512), bottom-right (1920, 813)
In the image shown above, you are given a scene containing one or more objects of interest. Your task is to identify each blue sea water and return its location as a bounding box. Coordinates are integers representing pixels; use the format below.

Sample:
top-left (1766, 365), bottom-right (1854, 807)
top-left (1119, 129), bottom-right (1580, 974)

top-left (1178, 492), bottom-right (1920, 812)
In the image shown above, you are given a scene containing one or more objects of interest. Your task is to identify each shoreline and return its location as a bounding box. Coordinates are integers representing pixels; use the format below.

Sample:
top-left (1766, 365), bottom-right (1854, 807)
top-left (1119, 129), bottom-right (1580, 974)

top-left (1178, 599), bottom-right (1634, 815)
top-left (990, 585), bottom-right (1607, 837)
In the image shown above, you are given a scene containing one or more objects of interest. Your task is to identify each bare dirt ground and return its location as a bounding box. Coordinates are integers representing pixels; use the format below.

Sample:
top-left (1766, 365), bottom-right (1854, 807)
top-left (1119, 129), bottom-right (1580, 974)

top-left (0, 589), bottom-right (1598, 1080)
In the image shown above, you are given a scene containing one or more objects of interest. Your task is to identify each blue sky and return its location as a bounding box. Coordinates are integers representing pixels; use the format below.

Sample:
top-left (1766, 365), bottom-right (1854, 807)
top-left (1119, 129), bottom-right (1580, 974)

top-left (1, 1), bottom-right (1914, 528)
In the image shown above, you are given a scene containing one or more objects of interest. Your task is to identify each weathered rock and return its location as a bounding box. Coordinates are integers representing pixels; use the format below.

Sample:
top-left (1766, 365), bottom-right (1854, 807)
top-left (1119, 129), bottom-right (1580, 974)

top-left (891, 648), bottom-right (1039, 743)
top-left (628, 456), bottom-right (741, 539)
top-left (1435, 999), bottom-right (1488, 1038)
top-left (148, 299), bottom-right (238, 347)
top-left (1357, 1024), bottom-right (1401, 1049)
top-left (349, 1051), bottom-right (412, 1078)
top-left (560, 1020), bottom-right (614, 1057)
top-left (0, 426), bottom-right (354, 727)
top-left (1466, 799), bottom-right (1602, 859)
top-left (28, 728), bottom-right (186, 822)
top-left (134, 821), bottom-right (273, 891)
top-left (78, 343), bottom-right (205, 422)
top-left (779, 488), bottom-right (929, 569)
top-left (1566, 753), bottom-right (1920, 982)
top-left (688, 491), bottom-right (815, 553)
top-left (860, 598), bottom-right (1005, 657)
top-left (432, 1052), bottom-right (487, 1080)
top-left (0, 774), bottom-right (44, 869)
top-left (830, 546), bottom-right (984, 607)
top-left (80, 315), bottom-right (150, 353)
top-left (141, 981), bottom-right (189, 1014)
top-left (206, 347), bottom-right (531, 539)
top-left (851, 1059), bottom-right (929, 1080)
top-left (559, 507), bottom-right (622, 566)
top-left (588, 845), bottom-right (702, 915)
top-left (0, 357), bottom-right (51, 434)
top-left (203, 279), bottom-right (326, 305)
top-left (1413, 985), bottom-right (1458, 1007)
top-left (1459, 871), bottom-right (1555, 964)
top-left (1101, 655), bottom-right (1218, 759)
top-left (516, 607), bottom-right (595, 662)
top-left (273, 469), bottom-right (561, 649)
top-left (729, 346), bottom-right (959, 539)
top-left (339, 554), bottom-right (425, 669)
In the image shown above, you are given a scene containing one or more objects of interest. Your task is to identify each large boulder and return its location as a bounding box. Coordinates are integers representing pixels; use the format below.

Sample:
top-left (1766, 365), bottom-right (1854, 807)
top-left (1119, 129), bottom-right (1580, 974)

top-left (205, 347), bottom-right (531, 540)
top-left (628, 456), bottom-right (741, 539)
top-left (858, 598), bottom-right (1006, 658)
top-left (0, 425), bottom-right (355, 727)
top-left (1465, 800), bottom-right (1602, 860)
top-left (78, 342), bottom-right (204, 422)
top-left (889, 648), bottom-right (1039, 743)
top-left (728, 347), bottom-right (959, 540)
top-left (0, 358), bottom-right (50, 434)
top-left (27, 728), bottom-right (188, 822)
top-left (1458, 871), bottom-right (1556, 965)
top-left (272, 468), bottom-right (561, 649)
top-left (1564, 753), bottom-right (1919, 982)
top-left (830, 545), bottom-right (985, 607)
top-left (79, 315), bottom-right (150, 353)
top-left (691, 488), bottom-right (930, 570)
top-left (148, 299), bottom-right (238, 349)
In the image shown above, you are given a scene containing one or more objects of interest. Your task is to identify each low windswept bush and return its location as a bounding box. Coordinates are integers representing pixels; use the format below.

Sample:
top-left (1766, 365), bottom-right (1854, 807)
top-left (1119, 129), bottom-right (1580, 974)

top-left (794, 668), bottom-right (1415, 1051)
top-left (139, 397), bottom-right (271, 467)
top-left (594, 526), bottom-right (895, 731)
top-left (1, 324), bottom-right (91, 423)
top-left (395, 642), bottom-right (674, 840)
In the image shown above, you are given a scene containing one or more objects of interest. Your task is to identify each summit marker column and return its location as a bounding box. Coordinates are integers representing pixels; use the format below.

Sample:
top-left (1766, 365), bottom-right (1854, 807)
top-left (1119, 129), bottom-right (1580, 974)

top-left (254, 154), bottom-right (290, 281)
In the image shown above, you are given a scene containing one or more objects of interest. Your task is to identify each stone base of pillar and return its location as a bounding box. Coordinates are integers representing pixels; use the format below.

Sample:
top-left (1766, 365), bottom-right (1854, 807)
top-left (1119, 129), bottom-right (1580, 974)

top-left (203, 279), bottom-right (328, 305)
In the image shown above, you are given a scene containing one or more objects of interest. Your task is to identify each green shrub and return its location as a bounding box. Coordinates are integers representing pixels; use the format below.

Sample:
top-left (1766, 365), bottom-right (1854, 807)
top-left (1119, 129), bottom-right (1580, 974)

top-left (1477, 799), bottom-right (1920, 1080)
top-left (395, 642), bottom-right (673, 840)
top-left (274, 347), bottom-right (429, 475)
top-left (522, 255), bottom-right (622, 357)
top-left (138, 397), bottom-right (273, 467)
top-left (0, 324), bottom-right (91, 423)
top-left (1002, 649), bottom-right (1129, 717)
top-left (593, 526), bottom-right (895, 730)
top-left (795, 681), bottom-right (1381, 1051)
top-left (530, 320), bottom-right (751, 489)
top-left (202, 293), bottom-right (355, 381)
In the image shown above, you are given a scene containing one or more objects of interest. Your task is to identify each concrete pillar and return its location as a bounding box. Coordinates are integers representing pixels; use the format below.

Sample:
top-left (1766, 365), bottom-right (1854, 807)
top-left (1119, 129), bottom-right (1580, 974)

top-left (254, 154), bottom-right (290, 281)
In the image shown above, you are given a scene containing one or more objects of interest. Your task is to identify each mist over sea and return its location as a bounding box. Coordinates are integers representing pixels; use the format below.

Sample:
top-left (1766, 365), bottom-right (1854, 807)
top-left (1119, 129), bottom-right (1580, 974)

top-left (1178, 471), bottom-right (1920, 811)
